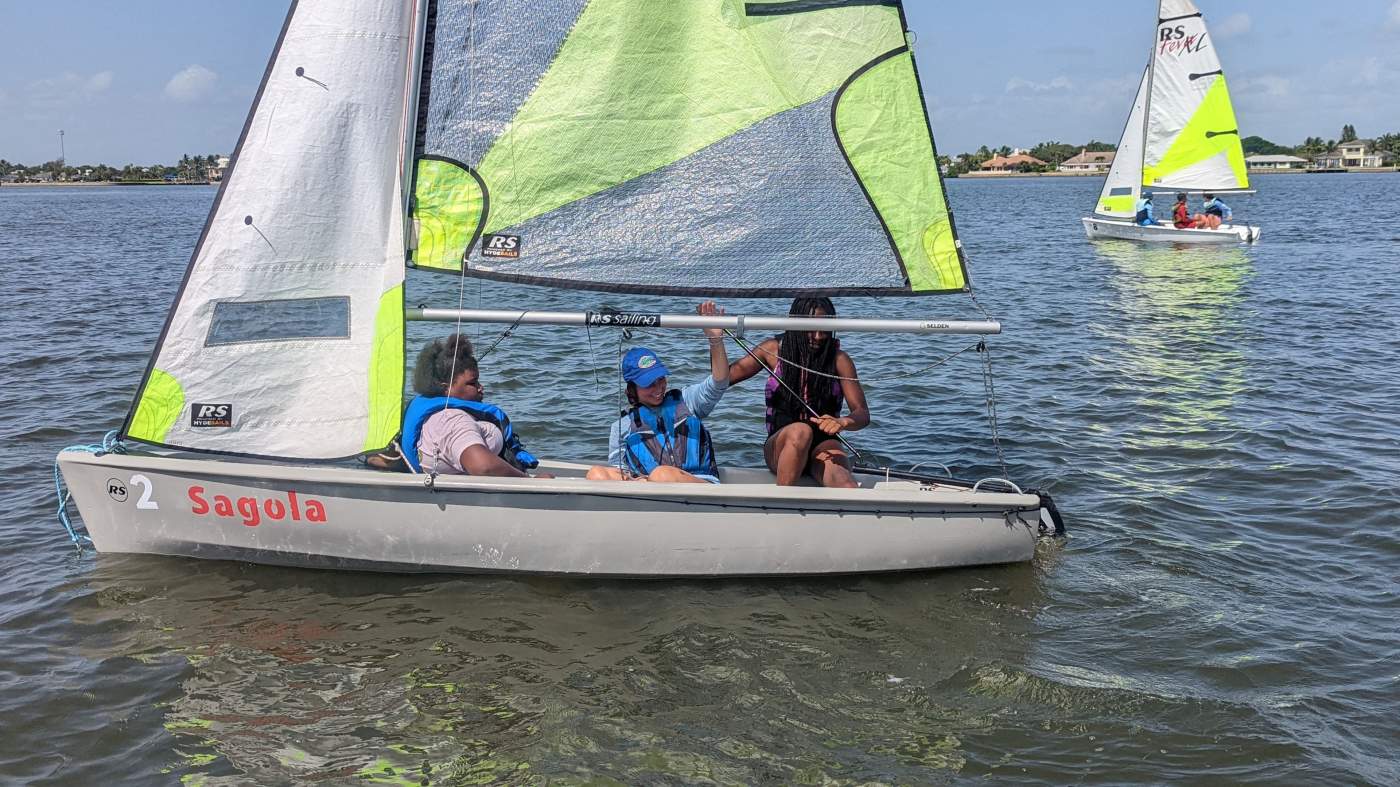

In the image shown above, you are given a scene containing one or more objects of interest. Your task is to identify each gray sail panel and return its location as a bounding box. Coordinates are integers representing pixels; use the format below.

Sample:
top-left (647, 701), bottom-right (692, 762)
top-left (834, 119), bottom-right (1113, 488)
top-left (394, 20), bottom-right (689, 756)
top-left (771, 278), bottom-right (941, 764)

top-left (464, 94), bottom-right (905, 295)
top-left (421, 0), bottom-right (589, 164)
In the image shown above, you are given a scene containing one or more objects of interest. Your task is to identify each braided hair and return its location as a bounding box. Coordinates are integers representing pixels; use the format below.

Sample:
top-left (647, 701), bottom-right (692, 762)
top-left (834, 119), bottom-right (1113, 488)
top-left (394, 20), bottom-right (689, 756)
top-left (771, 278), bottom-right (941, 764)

top-left (774, 297), bottom-right (841, 418)
top-left (412, 334), bottom-right (478, 396)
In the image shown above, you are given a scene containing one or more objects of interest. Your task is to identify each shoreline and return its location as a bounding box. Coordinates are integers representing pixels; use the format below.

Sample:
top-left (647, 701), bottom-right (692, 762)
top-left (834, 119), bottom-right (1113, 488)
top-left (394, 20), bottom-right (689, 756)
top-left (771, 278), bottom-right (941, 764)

top-left (0, 180), bottom-right (215, 188)
top-left (955, 167), bottom-right (1396, 179)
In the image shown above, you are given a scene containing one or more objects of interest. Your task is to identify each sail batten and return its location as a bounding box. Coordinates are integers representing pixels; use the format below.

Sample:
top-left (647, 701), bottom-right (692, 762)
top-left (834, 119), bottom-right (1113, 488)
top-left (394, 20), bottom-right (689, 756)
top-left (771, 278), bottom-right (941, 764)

top-left (411, 0), bottom-right (968, 296)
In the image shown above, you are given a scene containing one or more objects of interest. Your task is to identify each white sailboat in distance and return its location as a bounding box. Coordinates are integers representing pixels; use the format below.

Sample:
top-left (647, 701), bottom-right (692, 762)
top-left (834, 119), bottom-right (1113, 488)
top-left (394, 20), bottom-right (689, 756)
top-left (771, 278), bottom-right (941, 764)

top-left (1083, 0), bottom-right (1261, 244)
top-left (56, 0), bottom-right (1064, 577)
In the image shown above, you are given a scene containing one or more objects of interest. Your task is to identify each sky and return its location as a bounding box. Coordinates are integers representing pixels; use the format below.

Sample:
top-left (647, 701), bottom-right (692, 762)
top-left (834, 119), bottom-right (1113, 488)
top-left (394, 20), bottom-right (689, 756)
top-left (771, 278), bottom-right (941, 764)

top-left (2, 1), bottom-right (1398, 165)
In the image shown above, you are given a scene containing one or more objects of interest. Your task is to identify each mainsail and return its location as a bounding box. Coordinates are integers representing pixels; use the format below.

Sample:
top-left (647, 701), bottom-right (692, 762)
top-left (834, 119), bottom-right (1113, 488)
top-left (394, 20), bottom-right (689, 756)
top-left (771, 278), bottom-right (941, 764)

top-left (120, 0), bottom-right (970, 461)
top-left (121, 0), bottom-right (418, 459)
top-left (1141, 0), bottom-right (1248, 191)
top-left (1095, 66), bottom-right (1150, 218)
top-left (410, 0), bottom-right (968, 296)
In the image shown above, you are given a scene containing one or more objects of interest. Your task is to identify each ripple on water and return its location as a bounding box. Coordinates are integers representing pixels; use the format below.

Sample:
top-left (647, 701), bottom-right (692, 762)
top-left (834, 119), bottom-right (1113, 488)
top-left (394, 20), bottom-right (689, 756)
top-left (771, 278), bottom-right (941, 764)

top-left (2, 178), bottom-right (1399, 783)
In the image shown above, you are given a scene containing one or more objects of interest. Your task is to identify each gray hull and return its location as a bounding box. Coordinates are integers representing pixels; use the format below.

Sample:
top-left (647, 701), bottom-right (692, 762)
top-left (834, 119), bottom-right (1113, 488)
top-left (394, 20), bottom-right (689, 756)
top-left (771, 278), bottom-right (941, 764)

top-left (1082, 216), bottom-right (1260, 243)
top-left (58, 451), bottom-right (1044, 577)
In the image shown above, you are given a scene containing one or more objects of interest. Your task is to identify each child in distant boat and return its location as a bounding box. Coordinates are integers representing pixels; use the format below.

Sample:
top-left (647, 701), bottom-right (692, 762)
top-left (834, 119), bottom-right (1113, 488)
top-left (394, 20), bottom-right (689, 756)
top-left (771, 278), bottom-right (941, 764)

top-left (1134, 192), bottom-right (1158, 226)
top-left (586, 301), bottom-right (729, 484)
top-left (727, 297), bottom-right (870, 489)
top-left (1172, 193), bottom-right (1194, 229)
top-left (1202, 193), bottom-right (1232, 228)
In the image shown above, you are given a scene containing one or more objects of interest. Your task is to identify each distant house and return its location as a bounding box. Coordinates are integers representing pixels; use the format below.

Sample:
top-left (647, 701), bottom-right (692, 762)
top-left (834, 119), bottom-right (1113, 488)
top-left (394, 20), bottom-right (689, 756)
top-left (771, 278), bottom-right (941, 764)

top-left (1245, 154), bottom-right (1308, 170)
top-left (1314, 140), bottom-right (1392, 169)
top-left (1058, 149), bottom-right (1115, 173)
top-left (209, 155), bottom-right (231, 182)
top-left (0, 173), bottom-right (20, 184)
top-left (977, 153), bottom-right (1047, 172)
top-left (31, 171), bottom-right (54, 182)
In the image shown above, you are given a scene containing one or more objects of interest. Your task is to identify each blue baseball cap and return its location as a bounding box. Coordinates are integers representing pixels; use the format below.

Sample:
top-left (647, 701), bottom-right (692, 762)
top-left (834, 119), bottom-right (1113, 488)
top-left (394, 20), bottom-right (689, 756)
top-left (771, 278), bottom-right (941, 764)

top-left (622, 347), bottom-right (669, 387)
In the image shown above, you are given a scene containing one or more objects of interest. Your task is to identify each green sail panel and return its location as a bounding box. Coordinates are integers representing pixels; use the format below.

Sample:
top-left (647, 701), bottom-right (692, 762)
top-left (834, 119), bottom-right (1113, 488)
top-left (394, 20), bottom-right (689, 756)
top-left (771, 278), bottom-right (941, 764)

top-left (1142, 76), bottom-right (1249, 190)
top-left (412, 158), bottom-right (485, 272)
top-left (413, 0), bottom-right (969, 296)
top-left (834, 49), bottom-right (964, 292)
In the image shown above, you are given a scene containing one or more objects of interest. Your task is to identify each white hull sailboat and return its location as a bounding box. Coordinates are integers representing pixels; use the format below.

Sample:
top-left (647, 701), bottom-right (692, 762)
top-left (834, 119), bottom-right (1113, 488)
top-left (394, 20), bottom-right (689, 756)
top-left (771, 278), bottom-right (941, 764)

top-left (59, 453), bottom-right (1046, 576)
top-left (56, 0), bottom-right (1063, 577)
top-left (1081, 216), bottom-right (1258, 244)
top-left (1084, 0), bottom-right (1260, 244)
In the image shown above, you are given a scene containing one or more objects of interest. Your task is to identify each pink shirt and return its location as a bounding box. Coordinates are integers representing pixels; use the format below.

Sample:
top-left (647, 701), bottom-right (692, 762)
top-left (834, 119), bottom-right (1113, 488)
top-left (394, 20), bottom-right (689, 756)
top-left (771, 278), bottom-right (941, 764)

top-left (416, 409), bottom-right (504, 475)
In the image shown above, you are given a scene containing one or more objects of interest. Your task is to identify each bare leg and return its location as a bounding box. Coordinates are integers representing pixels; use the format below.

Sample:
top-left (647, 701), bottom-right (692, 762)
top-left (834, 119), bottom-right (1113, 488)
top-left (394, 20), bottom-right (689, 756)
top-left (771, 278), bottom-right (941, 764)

top-left (586, 465), bottom-right (627, 481)
top-left (764, 423), bottom-right (814, 486)
top-left (646, 465), bottom-right (709, 484)
top-left (807, 439), bottom-right (857, 489)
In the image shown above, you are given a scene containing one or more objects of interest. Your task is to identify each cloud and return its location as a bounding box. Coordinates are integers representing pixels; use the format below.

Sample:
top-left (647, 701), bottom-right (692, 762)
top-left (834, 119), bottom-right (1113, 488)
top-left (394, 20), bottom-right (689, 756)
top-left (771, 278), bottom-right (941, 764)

top-left (164, 65), bottom-right (218, 102)
top-left (1389, 0), bottom-right (1400, 31)
top-left (1234, 75), bottom-right (1292, 99)
top-left (1215, 13), bottom-right (1251, 39)
top-left (1358, 57), bottom-right (1382, 85)
top-left (21, 71), bottom-right (114, 109)
top-left (1005, 76), bottom-right (1073, 93)
top-left (86, 71), bottom-right (113, 93)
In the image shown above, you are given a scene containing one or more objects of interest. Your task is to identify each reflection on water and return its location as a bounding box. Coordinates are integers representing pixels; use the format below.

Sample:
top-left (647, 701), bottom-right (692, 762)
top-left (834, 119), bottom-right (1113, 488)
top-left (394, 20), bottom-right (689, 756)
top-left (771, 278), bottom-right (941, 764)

top-left (9, 178), bottom-right (1400, 784)
top-left (1090, 241), bottom-right (1253, 493)
top-left (71, 554), bottom-right (1045, 784)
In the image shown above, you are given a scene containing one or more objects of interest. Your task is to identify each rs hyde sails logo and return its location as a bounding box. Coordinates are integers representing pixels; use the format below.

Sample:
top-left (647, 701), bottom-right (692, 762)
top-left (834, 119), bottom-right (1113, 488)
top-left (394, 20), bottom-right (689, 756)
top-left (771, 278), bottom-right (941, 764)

top-left (191, 403), bottom-right (232, 428)
top-left (482, 234), bottom-right (521, 259)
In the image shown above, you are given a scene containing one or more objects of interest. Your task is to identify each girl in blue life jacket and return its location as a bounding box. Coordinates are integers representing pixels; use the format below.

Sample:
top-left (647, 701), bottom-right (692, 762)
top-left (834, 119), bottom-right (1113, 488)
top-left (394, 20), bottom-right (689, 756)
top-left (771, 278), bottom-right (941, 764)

top-left (1201, 193), bottom-right (1232, 228)
top-left (396, 334), bottom-right (553, 479)
top-left (586, 301), bottom-right (729, 484)
top-left (1134, 192), bottom-right (1157, 226)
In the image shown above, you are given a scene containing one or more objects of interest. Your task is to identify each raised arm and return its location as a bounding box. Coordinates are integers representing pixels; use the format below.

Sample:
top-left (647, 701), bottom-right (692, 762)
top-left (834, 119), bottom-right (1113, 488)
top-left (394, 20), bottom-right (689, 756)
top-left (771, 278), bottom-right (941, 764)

top-left (727, 337), bottom-right (779, 385)
top-left (697, 300), bottom-right (729, 384)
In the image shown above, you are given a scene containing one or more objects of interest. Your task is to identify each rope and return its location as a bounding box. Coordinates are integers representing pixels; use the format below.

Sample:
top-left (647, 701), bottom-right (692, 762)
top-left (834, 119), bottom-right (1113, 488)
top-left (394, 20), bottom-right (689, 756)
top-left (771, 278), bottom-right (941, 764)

top-left (53, 430), bottom-right (125, 548)
top-left (725, 329), bottom-right (864, 460)
top-left (474, 311), bottom-right (526, 361)
top-left (978, 341), bottom-right (1009, 478)
top-left (428, 0), bottom-right (480, 480)
top-left (669, 332), bottom-right (980, 385)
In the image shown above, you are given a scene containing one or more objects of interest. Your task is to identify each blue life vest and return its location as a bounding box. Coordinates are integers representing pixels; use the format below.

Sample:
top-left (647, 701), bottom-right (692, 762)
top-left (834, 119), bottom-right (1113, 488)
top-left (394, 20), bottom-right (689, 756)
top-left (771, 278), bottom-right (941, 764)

top-left (622, 390), bottom-right (718, 478)
top-left (1204, 198), bottom-right (1231, 219)
top-left (399, 396), bottom-right (539, 473)
top-left (1134, 198), bottom-right (1155, 226)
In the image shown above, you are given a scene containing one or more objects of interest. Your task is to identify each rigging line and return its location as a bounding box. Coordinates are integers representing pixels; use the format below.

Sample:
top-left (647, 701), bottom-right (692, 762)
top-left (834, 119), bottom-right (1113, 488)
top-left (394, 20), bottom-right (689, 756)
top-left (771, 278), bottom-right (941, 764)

top-left (669, 333), bottom-right (982, 384)
top-left (475, 310), bottom-right (527, 361)
top-left (978, 341), bottom-right (1009, 478)
top-left (431, 0), bottom-right (480, 478)
top-left (585, 322), bottom-right (601, 393)
top-left (725, 329), bottom-right (864, 460)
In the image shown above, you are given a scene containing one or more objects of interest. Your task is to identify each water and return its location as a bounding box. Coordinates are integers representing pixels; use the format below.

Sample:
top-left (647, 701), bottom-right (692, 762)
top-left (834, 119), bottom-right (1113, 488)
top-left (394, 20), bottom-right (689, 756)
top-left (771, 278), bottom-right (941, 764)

top-left (3, 175), bottom-right (1398, 784)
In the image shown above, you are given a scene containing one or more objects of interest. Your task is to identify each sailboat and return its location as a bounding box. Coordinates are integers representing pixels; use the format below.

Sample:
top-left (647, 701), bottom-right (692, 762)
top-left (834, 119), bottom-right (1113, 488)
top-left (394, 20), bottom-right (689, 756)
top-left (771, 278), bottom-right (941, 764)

top-left (1083, 0), bottom-right (1261, 244)
top-left (56, 0), bottom-right (1063, 577)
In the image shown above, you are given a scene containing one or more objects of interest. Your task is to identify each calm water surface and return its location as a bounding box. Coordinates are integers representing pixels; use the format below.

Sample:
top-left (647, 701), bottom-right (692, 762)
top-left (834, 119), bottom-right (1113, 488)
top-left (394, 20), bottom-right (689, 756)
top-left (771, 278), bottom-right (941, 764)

top-left (2, 175), bottom-right (1397, 784)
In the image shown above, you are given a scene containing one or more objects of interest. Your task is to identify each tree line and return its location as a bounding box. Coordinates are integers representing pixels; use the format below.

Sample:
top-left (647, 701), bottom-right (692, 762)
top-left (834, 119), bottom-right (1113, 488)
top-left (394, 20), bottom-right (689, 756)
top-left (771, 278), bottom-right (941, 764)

top-left (0, 153), bottom-right (223, 182)
top-left (1245, 125), bottom-right (1399, 158)
top-left (943, 140), bottom-right (1117, 176)
top-left (942, 125), bottom-right (1399, 176)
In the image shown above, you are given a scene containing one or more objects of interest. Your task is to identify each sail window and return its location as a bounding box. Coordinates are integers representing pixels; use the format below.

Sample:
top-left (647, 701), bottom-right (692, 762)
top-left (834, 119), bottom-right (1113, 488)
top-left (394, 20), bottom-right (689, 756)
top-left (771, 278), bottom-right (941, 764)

top-left (205, 297), bottom-right (351, 346)
top-left (1108, 187), bottom-right (1134, 196)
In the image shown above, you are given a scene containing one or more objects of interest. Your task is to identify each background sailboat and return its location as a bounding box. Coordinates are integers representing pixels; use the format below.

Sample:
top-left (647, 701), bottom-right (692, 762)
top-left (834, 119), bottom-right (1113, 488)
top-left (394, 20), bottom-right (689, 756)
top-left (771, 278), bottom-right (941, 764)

top-left (1083, 0), bottom-right (1261, 243)
top-left (56, 0), bottom-right (1061, 576)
